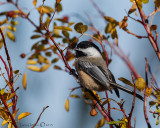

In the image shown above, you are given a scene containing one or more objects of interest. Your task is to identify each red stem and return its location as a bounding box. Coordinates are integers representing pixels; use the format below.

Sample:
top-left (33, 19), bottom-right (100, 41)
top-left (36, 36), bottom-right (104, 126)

top-left (1, 95), bottom-right (18, 128)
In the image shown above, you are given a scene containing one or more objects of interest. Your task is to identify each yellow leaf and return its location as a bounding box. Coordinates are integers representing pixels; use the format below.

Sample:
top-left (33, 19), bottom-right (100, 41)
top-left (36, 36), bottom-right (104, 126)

top-left (8, 123), bottom-right (13, 128)
top-left (118, 77), bottom-right (134, 87)
top-left (146, 87), bottom-right (152, 96)
top-left (22, 72), bottom-right (27, 90)
top-left (95, 118), bottom-right (106, 128)
top-left (33, 0), bottom-right (37, 6)
top-left (7, 102), bottom-right (13, 108)
top-left (54, 65), bottom-right (62, 70)
top-left (13, 108), bottom-right (20, 118)
top-left (18, 112), bottom-right (31, 121)
top-left (2, 120), bottom-right (8, 126)
top-left (65, 99), bottom-right (69, 112)
top-left (6, 31), bottom-right (15, 42)
top-left (54, 26), bottom-right (72, 31)
top-left (135, 77), bottom-right (146, 91)
top-left (7, 93), bottom-right (15, 101)
top-left (70, 94), bottom-right (80, 98)
top-left (27, 60), bottom-right (37, 65)
top-left (40, 64), bottom-right (50, 72)
top-left (27, 65), bottom-right (41, 72)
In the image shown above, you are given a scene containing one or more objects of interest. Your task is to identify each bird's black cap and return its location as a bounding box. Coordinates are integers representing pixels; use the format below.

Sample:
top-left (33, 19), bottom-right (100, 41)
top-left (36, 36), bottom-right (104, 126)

top-left (76, 41), bottom-right (101, 53)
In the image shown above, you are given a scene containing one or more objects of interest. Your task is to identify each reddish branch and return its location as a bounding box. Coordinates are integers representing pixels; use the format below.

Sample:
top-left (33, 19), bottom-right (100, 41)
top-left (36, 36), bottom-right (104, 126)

top-left (128, 73), bottom-right (136, 128)
top-left (135, 0), bottom-right (160, 60)
top-left (1, 95), bottom-right (18, 128)
top-left (0, 28), bottom-right (17, 113)
top-left (105, 40), bottom-right (141, 79)
top-left (0, 55), bottom-right (10, 81)
top-left (144, 58), bottom-right (151, 128)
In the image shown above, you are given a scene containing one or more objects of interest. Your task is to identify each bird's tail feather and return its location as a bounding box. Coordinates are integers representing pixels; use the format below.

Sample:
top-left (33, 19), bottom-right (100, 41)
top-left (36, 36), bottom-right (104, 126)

top-left (110, 82), bottom-right (144, 101)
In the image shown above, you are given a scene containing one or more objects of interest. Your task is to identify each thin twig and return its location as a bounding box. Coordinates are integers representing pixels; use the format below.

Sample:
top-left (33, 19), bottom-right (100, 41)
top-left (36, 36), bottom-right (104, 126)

top-left (128, 73), bottom-right (136, 127)
top-left (32, 106), bottom-right (49, 128)
top-left (144, 58), bottom-right (151, 128)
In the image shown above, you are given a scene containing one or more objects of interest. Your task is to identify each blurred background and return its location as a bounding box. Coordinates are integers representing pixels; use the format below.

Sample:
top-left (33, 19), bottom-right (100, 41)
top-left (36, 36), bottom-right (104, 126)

top-left (0, 0), bottom-right (160, 127)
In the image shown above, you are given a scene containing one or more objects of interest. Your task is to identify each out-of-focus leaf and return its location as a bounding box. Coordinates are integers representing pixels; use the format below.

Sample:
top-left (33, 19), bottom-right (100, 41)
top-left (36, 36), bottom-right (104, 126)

top-left (33, 0), bottom-right (37, 6)
top-left (45, 52), bottom-right (52, 57)
top-left (104, 16), bottom-right (119, 24)
top-left (135, 77), bottom-right (146, 91)
top-left (37, 5), bottom-right (54, 14)
top-left (2, 120), bottom-right (8, 126)
top-left (95, 118), bottom-right (106, 128)
top-left (107, 121), bottom-right (124, 125)
top-left (0, 88), bottom-right (5, 95)
top-left (38, 55), bottom-right (49, 64)
top-left (128, 2), bottom-right (137, 14)
top-left (27, 66), bottom-right (41, 72)
top-left (69, 37), bottom-right (78, 49)
top-left (51, 58), bottom-right (59, 63)
top-left (54, 26), bottom-right (72, 31)
top-left (146, 87), bottom-right (152, 96)
top-left (56, 0), bottom-right (61, 4)
top-left (142, 0), bottom-right (149, 4)
top-left (119, 16), bottom-right (128, 29)
top-left (156, 116), bottom-right (159, 125)
top-left (68, 22), bottom-right (75, 27)
top-left (70, 94), bottom-right (80, 98)
top-left (0, 40), bottom-right (3, 49)
top-left (56, 3), bottom-right (62, 12)
top-left (118, 77), bottom-right (134, 87)
top-left (13, 108), bottom-right (20, 118)
top-left (22, 72), bottom-right (27, 90)
top-left (7, 93), bottom-right (15, 101)
top-left (6, 31), bottom-right (15, 42)
top-left (18, 112), bottom-right (31, 121)
top-left (110, 28), bottom-right (118, 39)
top-left (149, 101), bottom-right (156, 107)
top-left (7, 26), bottom-right (16, 32)
top-left (10, 21), bottom-right (18, 26)
top-left (31, 35), bottom-right (41, 39)
top-left (102, 99), bottom-right (111, 106)
top-left (27, 60), bottom-right (37, 65)
top-left (154, 0), bottom-right (160, 9)
top-left (54, 65), bottom-right (62, 70)
top-left (13, 70), bottom-right (19, 74)
top-left (0, 19), bottom-right (7, 26)
top-left (40, 64), bottom-right (50, 72)
top-left (62, 31), bottom-right (69, 38)
top-left (74, 22), bottom-right (88, 34)
top-left (65, 98), bottom-right (69, 112)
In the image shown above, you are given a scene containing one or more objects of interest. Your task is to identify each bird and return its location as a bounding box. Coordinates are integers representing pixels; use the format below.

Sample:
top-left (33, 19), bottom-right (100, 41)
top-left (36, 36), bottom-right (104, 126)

top-left (74, 41), bottom-right (143, 101)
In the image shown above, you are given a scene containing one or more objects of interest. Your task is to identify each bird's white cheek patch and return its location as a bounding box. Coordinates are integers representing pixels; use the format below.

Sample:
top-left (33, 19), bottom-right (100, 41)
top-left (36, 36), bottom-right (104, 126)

top-left (82, 47), bottom-right (102, 58)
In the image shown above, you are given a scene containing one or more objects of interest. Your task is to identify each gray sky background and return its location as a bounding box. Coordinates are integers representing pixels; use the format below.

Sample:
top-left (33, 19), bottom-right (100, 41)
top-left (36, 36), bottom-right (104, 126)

top-left (0, 0), bottom-right (160, 128)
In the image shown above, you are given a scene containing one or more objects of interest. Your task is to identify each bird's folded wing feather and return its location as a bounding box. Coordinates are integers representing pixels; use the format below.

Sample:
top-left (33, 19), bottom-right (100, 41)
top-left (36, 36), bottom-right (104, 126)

top-left (78, 60), bottom-right (110, 89)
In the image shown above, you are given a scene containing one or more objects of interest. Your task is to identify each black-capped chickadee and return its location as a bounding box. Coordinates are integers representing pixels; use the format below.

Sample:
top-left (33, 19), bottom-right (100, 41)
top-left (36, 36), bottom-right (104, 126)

top-left (75, 41), bottom-right (143, 101)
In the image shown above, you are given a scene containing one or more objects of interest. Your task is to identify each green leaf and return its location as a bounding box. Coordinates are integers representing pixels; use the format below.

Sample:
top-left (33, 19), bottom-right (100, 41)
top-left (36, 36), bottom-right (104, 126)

top-left (54, 26), bottom-right (72, 31)
top-left (118, 77), bottom-right (134, 87)
top-left (6, 31), bottom-right (15, 42)
top-left (74, 22), bottom-right (88, 34)
top-left (107, 121), bottom-right (124, 125)
top-left (62, 31), bottom-right (69, 38)
top-left (95, 118), bottom-right (106, 128)
top-left (156, 116), bottom-right (159, 125)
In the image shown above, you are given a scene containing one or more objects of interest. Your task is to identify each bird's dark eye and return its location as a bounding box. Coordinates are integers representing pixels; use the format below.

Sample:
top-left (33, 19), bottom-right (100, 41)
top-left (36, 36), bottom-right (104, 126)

top-left (76, 51), bottom-right (87, 57)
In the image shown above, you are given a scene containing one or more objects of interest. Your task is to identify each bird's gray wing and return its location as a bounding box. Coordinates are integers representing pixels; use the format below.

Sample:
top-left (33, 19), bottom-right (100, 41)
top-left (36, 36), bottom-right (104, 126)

top-left (78, 60), bottom-right (111, 90)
